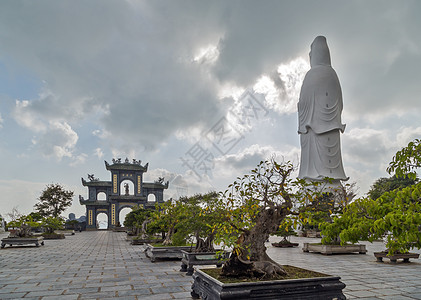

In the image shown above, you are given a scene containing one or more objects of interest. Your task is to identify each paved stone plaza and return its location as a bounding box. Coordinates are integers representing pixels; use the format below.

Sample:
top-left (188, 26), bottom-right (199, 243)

top-left (1, 231), bottom-right (421, 299)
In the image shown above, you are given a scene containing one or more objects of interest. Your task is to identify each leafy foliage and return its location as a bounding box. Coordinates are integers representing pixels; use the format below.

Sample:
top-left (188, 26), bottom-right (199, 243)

top-left (148, 192), bottom-right (221, 249)
top-left (273, 218), bottom-right (297, 239)
top-left (321, 183), bottom-right (421, 254)
top-left (34, 183), bottom-right (74, 218)
top-left (123, 206), bottom-right (153, 236)
top-left (387, 138), bottom-right (421, 180)
top-left (42, 216), bottom-right (65, 234)
top-left (367, 175), bottom-right (418, 200)
top-left (213, 158), bottom-right (315, 278)
top-left (322, 139), bottom-right (421, 254)
top-left (7, 215), bottom-right (43, 237)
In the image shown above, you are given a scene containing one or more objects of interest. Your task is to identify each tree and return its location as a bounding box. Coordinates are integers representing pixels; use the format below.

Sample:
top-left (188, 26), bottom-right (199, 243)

top-left (146, 192), bottom-right (222, 248)
top-left (148, 198), bottom-right (189, 246)
top-left (321, 141), bottom-right (421, 253)
top-left (34, 184), bottom-right (74, 218)
top-left (7, 214), bottom-right (43, 237)
top-left (176, 192), bottom-right (223, 252)
top-left (323, 183), bottom-right (421, 255)
top-left (123, 206), bottom-right (153, 236)
top-left (214, 158), bottom-right (314, 279)
top-left (6, 206), bottom-right (22, 222)
top-left (42, 216), bottom-right (65, 234)
top-left (387, 138), bottom-right (421, 179)
top-left (367, 175), bottom-right (418, 200)
top-left (299, 180), bottom-right (357, 241)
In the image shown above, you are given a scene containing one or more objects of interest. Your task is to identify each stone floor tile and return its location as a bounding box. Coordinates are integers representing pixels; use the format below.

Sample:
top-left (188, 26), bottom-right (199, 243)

top-left (1, 232), bottom-right (421, 299)
top-left (380, 295), bottom-right (416, 300)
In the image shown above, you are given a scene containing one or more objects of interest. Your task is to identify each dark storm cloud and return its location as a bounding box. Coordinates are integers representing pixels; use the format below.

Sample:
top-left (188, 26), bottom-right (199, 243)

top-left (1, 0), bottom-right (421, 155)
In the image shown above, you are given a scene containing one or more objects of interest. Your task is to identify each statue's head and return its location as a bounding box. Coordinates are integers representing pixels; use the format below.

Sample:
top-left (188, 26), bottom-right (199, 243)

top-left (310, 36), bottom-right (331, 68)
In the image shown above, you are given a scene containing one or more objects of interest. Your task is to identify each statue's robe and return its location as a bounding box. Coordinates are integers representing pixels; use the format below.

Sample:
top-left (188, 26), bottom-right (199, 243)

top-left (298, 36), bottom-right (348, 181)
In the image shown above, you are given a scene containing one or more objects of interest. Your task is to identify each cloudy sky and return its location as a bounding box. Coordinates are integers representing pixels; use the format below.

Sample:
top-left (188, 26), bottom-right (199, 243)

top-left (1, 0), bottom-right (421, 222)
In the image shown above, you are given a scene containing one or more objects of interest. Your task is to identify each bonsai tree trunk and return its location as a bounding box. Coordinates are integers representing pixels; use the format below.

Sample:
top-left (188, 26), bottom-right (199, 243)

top-left (221, 207), bottom-right (289, 278)
top-left (140, 218), bottom-right (151, 239)
top-left (162, 226), bottom-right (175, 245)
top-left (194, 232), bottom-right (215, 253)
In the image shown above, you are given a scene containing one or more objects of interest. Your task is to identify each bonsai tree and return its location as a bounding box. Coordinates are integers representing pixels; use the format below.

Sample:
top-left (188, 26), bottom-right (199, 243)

top-left (6, 206), bottom-right (22, 223)
top-left (124, 206), bottom-right (153, 237)
top-left (65, 219), bottom-right (80, 230)
top-left (148, 198), bottom-right (190, 246)
top-left (322, 140), bottom-right (421, 253)
top-left (177, 192), bottom-right (222, 253)
top-left (214, 158), bottom-right (315, 278)
top-left (319, 197), bottom-right (377, 245)
top-left (34, 183), bottom-right (74, 218)
top-left (299, 180), bottom-right (356, 239)
top-left (42, 216), bottom-right (65, 234)
top-left (7, 214), bottom-right (42, 237)
top-left (324, 184), bottom-right (421, 255)
top-left (147, 192), bottom-right (222, 249)
top-left (272, 218), bottom-right (298, 246)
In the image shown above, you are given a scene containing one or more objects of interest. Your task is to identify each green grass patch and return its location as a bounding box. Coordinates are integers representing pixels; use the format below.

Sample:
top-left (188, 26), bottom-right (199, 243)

top-left (202, 266), bottom-right (328, 283)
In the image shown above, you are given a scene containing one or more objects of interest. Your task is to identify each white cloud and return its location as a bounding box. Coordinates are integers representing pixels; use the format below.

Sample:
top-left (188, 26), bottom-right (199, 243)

top-left (13, 100), bottom-right (46, 132)
top-left (70, 153), bottom-right (88, 167)
top-left (193, 44), bottom-right (220, 65)
top-left (94, 148), bottom-right (104, 159)
top-left (37, 121), bottom-right (79, 160)
top-left (396, 126), bottom-right (421, 147)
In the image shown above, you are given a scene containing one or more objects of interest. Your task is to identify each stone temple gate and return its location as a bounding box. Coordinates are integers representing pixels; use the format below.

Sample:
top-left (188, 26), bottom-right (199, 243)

top-left (79, 158), bottom-right (168, 230)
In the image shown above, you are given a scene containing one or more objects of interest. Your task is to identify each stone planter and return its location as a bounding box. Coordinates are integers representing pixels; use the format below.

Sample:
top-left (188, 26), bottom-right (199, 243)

top-left (56, 230), bottom-right (75, 236)
top-left (144, 244), bottom-right (194, 262)
top-left (272, 241), bottom-right (299, 248)
top-left (1, 236), bottom-right (44, 248)
top-left (191, 267), bottom-right (346, 299)
top-left (131, 238), bottom-right (164, 245)
top-left (112, 227), bottom-right (127, 232)
top-left (180, 250), bottom-right (230, 276)
top-left (374, 251), bottom-right (420, 263)
top-left (306, 230), bottom-right (322, 238)
top-left (303, 242), bottom-right (367, 255)
top-left (42, 233), bottom-right (65, 239)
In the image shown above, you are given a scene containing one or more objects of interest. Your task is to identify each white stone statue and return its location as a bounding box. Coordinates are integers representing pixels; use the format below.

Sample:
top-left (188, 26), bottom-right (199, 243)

top-left (298, 36), bottom-right (348, 185)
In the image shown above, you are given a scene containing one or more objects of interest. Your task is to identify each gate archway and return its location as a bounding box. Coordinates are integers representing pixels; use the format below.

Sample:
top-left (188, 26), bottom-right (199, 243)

top-left (80, 158), bottom-right (169, 230)
top-left (96, 212), bottom-right (109, 229)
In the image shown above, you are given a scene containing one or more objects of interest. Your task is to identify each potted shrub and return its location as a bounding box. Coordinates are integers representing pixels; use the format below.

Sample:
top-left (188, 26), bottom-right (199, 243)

top-left (178, 192), bottom-right (230, 275)
top-left (41, 216), bottom-right (66, 239)
top-left (144, 199), bottom-right (195, 262)
top-left (191, 159), bottom-right (346, 299)
top-left (123, 206), bottom-right (161, 244)
top-left (271, 219), bottom-right (299, 248)
top-left (1, 215), bottom-right (44, 248)
top-left (298, 180), bottom-right (367, 255)
top-left (322, 140), bottom-right (421, 262)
